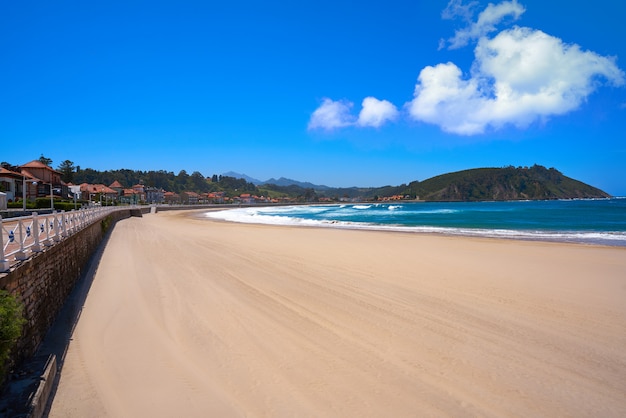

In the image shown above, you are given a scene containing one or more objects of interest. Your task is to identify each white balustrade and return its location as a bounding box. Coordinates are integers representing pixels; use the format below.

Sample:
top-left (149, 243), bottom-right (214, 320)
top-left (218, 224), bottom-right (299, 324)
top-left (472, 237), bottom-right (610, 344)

top-left (0, 205), bottom-right (136, 271)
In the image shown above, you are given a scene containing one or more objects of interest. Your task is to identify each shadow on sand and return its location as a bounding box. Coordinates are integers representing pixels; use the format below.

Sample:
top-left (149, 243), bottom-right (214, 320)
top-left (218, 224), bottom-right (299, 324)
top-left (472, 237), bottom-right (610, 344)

top-left (0, 223), bottom-right (118, 417)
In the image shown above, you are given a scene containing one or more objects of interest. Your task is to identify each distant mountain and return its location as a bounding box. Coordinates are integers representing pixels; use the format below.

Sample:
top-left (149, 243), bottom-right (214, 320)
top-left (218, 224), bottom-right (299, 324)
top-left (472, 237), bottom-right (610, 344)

top-left (404, 165), bottom-right (610, 201)
top-left (222, 172), bottom-right (330, 190)
top-left (263, 177), bottom-right (331, 190)
top-left (221, 171), bottom-right (263, 185)
top-left (223, 165), bottom-right (610, 202)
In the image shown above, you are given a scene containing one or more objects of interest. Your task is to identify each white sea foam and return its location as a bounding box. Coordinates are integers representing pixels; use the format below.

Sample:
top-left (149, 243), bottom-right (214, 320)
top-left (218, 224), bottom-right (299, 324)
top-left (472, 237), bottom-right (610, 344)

top-left (206, 206), bottom-right (626, 247)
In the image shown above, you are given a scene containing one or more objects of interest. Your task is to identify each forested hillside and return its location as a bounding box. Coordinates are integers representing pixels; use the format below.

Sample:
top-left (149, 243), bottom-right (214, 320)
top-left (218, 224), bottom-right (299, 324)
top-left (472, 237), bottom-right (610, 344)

top-left (402, 165), bottom-right (610, 201)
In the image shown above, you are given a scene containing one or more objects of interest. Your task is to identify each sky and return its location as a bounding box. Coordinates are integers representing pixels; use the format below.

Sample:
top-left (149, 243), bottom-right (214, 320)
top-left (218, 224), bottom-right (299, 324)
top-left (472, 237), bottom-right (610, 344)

top-left (2, 0), bottom-right (626, 194)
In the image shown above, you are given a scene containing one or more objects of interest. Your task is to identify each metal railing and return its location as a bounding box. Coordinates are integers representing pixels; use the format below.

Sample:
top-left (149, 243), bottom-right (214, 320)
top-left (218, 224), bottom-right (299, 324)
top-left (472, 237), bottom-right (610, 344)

top-left (0, 206), bottom-right (130, 272)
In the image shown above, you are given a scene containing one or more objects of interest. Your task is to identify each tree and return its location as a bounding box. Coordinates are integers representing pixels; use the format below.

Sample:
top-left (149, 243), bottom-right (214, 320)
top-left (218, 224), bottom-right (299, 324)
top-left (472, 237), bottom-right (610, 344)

top-left (38, 154), bottom-right (52, 166)
top-left (190, 171), bottom-right (209, 192)
top-left (57, 160), bottom-right (76, 183)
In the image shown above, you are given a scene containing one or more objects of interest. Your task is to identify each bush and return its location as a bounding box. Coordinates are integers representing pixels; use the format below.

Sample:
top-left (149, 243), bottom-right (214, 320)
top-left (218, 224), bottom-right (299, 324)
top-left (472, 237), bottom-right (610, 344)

top-left (53, 201), bottom-right (82, 211)
top-left (7, 201), bottom-right (35, 209)
top-left (0, 290), bottom-right (25, 377)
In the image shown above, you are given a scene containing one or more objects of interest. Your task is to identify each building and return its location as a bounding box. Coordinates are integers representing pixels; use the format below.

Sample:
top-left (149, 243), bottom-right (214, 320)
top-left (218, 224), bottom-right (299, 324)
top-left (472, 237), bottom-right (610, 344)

top-left (145, 187), bottom-right (165, 204)
top-left (18, 160), bottom-right (65, 199)
top-left (79, 183), bottom-right (118, 204)
top-left (0, 167), bottom-right (25, 202)
top-left (164, 191), bottom-right (180, 204)
top-left (180, 191), bottom-right (199, 204)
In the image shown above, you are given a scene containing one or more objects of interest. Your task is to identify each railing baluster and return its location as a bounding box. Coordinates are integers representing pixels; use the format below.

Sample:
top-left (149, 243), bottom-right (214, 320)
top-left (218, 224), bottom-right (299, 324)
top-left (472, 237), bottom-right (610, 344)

top-left (32, 212), bottom-right (42, 252)
top-left (16, 219), bottom-right (27, 260)
top-left (53, 211), bottom-right (61, 242)
top-left (0, 217), bottom-right (10, 272)
top-left (45, 214), bottom-right (53, 247)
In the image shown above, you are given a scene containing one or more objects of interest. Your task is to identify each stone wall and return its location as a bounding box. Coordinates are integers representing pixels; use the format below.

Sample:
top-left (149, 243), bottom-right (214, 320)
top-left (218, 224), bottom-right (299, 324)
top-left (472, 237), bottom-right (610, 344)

top-left (0, 208), bottom-right (145, 371)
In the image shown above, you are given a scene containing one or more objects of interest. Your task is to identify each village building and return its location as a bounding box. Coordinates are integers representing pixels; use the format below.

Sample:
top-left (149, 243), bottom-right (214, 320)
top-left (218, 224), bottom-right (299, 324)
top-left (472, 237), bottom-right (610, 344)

top-left (78, 183), bottom-right (118, 204)
top-left (0, 167), bottom-right (25, 202)
top-left (145, 187), bottom-right (165, 204)
top-left (18, 160), bottom-right (67, 199)
top-left (180, 191), bottom-right (199, 204)
top-left (163, 191), bottom-right (180, 204)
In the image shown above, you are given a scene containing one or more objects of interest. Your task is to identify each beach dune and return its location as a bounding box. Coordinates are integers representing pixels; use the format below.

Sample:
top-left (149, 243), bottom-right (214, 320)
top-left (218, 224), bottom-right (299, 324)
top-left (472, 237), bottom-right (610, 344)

top-left (48, 210), bottom-right (626, 417)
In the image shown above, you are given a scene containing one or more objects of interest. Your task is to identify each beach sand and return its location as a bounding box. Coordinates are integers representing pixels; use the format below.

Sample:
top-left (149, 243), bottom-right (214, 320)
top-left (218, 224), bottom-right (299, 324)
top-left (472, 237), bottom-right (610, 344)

top-left (48, 210), bottom-right (626, 417)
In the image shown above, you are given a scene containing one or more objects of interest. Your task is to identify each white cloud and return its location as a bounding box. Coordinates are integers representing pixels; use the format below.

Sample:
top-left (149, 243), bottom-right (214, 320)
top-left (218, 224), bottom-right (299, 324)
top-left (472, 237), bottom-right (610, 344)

top-left (307, 98), bottom-right (355, 130)
top-left (308, 96), bottom-right (398, 130)
top-left (442, 0), bottom-right (479, 22)
top-left (357, 97), bottom-right (399, 127)
top-left (446, 0), bottom-right (525, 49)
top-left (309, 1), bottom-right (625, 136)
top-left (408, 26), bottom-right (625, 135)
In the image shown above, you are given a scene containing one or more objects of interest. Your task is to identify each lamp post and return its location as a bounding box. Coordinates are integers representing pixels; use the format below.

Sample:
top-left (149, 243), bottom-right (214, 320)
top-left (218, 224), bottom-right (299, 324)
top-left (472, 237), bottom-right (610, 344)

top-left (49, 183), bottom-right (54, 210)
top-left (22, 176), bottom-right (26, 211)
top-left (33, 181), bottom-right (54, 210)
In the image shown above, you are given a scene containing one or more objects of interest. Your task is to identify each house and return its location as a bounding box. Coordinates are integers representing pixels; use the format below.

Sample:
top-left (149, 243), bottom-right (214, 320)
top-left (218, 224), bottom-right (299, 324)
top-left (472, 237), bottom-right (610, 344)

top-left (109, 180), bottom-right (124, 200)
top-left (181, 191), bottom-right (199, 204)
top-left (18, 160), bottom-right (66, 199)
top-left (79, 183), bottom-right (118, 204)
top-left (239, 193), bottom-right (254, 204)
top-left (132, 184), bottom-right (146, 202)
top-left (0, 167), bottom-right (25, 202)
top-left (207, 191), bottom-right (226, 204)
top-left (164, 191), bottom-right (180, 204)
top-left (145, 187), bottom-right (165, 204)
top-left (122, 189), bottom-right (141, 205)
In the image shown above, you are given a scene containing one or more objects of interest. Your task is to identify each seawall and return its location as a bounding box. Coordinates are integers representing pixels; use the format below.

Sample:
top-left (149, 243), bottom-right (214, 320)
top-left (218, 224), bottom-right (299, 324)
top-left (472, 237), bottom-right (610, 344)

top-left (0, 208), bottom-right (147, 371)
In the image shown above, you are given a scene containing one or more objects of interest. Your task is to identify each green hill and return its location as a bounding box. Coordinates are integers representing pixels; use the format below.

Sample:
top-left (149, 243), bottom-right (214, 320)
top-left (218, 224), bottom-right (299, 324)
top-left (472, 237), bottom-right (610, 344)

top-left (403, 165), bottom-right (610, 201)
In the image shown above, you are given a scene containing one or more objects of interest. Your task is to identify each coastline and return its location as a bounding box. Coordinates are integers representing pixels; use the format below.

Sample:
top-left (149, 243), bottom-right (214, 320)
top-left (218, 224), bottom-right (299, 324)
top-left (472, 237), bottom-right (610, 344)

top-left (204, 200), bottom-right (626, 248)
top-left (48, 210), bottom-right (626, 417)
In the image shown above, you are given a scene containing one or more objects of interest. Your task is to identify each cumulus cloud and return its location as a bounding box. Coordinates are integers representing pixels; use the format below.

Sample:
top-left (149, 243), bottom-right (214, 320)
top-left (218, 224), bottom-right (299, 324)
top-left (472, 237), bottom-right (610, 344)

top-left (307, 98), bottom-right (355, 130)
top-left (408, 26), bottom-right (625, 134)
top-left (308, 97), bottom-right (398, 130)
top-left (446, 0), bottom-right (525, 49)
top-left (309, 1), bottom-right (625, 136)
top-left (357, 97), bottom-right (399, 127)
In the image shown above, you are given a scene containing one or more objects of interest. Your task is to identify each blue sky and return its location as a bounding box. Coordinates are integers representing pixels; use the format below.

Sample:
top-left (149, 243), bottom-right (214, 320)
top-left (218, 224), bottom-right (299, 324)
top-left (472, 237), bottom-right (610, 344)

top-left (2, 0), bottom-right (625, 194)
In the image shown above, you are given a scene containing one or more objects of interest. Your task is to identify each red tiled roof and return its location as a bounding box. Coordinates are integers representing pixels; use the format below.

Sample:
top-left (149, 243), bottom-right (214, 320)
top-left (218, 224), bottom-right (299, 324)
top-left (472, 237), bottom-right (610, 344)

top-left (0, 167), bottom-right (23, 178)
top-left (19, 160), bottom-right (61, 174)
top-left (20, 170), bottom-right (41, 182)
top-left (109, 180), bottom-right (124, 188)
top-left (79, 183), bottom-right (117, 194)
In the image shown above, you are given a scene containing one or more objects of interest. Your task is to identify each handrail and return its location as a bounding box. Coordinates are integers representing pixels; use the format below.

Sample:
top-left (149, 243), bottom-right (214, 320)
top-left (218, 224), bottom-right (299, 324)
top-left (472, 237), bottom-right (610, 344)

top-left (0, 206), bottom-right (134, 273)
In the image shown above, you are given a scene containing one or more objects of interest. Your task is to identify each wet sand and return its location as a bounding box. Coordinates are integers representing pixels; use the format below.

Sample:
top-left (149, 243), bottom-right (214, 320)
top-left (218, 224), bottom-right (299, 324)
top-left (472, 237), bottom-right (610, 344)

top-left (48, 210), bottom-right (626, 417)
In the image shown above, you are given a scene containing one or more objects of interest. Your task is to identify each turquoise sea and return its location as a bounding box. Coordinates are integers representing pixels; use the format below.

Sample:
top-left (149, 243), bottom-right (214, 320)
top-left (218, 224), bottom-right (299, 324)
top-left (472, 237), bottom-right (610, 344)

top-left (207, 198), bottom-right (626, 247)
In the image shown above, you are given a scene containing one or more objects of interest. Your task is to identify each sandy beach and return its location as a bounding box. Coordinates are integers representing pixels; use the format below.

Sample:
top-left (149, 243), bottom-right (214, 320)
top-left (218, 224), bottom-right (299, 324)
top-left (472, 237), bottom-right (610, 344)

top-left (48, 209), bottom-right (626, 417)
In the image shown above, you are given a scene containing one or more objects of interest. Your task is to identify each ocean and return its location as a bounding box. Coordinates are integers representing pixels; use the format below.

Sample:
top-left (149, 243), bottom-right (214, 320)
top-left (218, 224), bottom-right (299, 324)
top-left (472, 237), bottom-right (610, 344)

top-left (206, 198), bottom-right (626, 247)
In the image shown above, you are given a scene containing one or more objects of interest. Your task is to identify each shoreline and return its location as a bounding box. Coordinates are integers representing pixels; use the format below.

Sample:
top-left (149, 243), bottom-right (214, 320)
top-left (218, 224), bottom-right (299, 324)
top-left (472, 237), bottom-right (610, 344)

top-left (48, 211), bottom-right (626, 417)
top-left (199, 205), bottom-right (626, 248)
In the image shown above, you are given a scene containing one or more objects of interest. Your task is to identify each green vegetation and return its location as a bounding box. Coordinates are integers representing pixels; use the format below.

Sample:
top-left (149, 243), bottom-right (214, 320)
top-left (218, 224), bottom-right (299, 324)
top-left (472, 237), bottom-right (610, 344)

top-left (402, 165), bottom-right (610, 201)
top-left (100, 215), bottom-right (113, 234)
top-left (7, 199), bottom-right (84, 211)
top-left (0, 291), bottom-right (25, 380)
top-left (70, 164), bottom-right (612, 201)
top-left (2, 159), bottom-right (610, 203)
